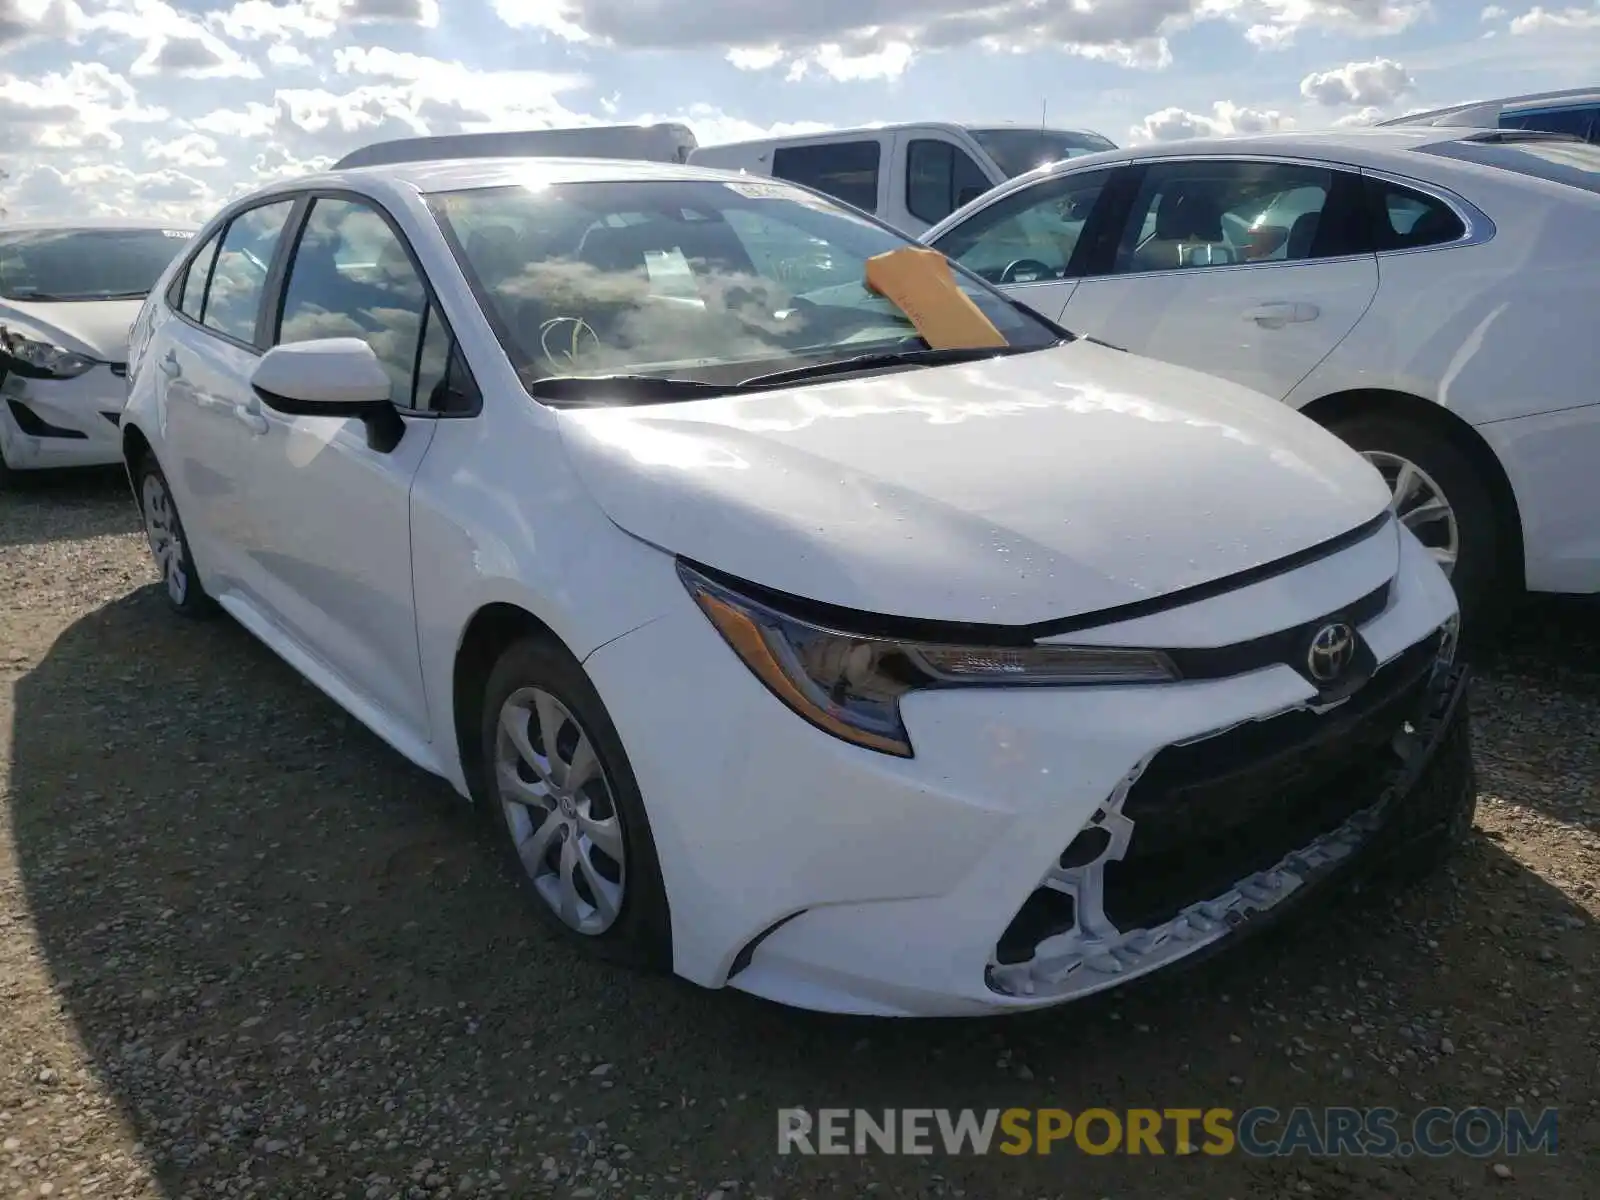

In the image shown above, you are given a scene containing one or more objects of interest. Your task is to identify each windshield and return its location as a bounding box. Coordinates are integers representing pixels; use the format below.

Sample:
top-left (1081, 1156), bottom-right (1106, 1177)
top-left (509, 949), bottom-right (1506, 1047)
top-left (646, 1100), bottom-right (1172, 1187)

top-left (969, 129), bottom-right (1118, 178)
top-left (428, 177), bottom-right (1063, 397)
top-left (0, 227), bottom-right (194, 302)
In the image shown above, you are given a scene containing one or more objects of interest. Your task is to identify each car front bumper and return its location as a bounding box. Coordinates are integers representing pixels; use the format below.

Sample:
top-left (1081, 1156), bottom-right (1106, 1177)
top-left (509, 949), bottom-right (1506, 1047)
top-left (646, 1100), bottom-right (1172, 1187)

top-left (0, 363), bottom-right (126, 471)
top-left (582, 522), bottom-right (1467, 1016)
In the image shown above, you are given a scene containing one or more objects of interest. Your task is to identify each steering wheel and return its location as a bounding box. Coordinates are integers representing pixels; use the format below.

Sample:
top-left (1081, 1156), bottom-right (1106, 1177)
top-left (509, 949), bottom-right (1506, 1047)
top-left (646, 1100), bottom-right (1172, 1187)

top-left (539, 316), bottom-right (602, 373)
top-left (1000, 259), bottom-right (1056, 284)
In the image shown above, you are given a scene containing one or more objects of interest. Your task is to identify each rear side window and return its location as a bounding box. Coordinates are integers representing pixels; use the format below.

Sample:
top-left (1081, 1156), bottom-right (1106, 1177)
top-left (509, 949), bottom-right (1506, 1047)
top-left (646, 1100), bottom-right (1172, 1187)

top-left (177, 233), bottom-right (220, 320)
top-left (770, 141), bottom-right (881, 212)
top-left (906, 139), bottom-right (993, 225)
top-left (1501, 106), bottom-right (1599, 144)
top-left (1363, 179), bottom-right (1465, 251)
top-left (202, 199), bottom-right (295, 344)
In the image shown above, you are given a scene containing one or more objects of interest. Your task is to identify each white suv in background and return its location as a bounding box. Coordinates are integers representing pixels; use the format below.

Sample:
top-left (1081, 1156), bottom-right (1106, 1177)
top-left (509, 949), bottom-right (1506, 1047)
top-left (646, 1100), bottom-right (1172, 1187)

top-left (120, 156), bottom-right (1470, 1016)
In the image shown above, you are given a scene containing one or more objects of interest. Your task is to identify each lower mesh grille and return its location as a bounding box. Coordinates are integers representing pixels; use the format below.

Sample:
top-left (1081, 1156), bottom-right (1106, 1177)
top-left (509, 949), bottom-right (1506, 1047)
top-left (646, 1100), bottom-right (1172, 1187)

top-left (1104, 632), bottom-right (1441, 932)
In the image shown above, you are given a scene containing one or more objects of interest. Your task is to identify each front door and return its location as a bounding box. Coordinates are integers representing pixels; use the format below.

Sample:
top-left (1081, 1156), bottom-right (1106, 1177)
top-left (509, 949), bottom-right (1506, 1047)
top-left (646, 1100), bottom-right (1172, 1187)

top-left (238, 195), bottom-right (449, 738)
top-left (1057, 158), bottom-right (1379, 400)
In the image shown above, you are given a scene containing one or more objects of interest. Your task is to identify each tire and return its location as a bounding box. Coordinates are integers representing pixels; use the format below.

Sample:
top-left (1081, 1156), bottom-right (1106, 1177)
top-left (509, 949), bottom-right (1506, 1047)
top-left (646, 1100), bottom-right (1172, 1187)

top-left (477, 635), bottom-right (673, 971)
top-left (136, 454), bottom-right (216, 617)
top-left (1324, 411), bottom-right (1513, 641)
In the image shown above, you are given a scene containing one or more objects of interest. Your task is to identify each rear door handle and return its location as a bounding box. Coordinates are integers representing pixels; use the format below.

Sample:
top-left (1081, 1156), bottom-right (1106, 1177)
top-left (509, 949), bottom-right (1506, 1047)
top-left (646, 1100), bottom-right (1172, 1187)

top-left (158, 351), bottom-right (181, 378)
top-left (1243, 301), bottom-right (1320, 328)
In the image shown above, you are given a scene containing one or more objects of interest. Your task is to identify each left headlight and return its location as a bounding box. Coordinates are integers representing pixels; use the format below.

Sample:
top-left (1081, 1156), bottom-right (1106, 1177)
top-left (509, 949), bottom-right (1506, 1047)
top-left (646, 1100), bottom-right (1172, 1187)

top-left (678, 562), bottom-right (1179, 758)
top-left (0, 328), bottom-right (99, 379)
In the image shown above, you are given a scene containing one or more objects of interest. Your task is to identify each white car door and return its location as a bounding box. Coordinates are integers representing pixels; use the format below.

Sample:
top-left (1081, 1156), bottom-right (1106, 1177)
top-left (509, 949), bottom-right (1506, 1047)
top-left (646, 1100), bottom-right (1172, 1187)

top-left (236, 195), bottom-right (461, 738)
top-left (925, 165), bottom-right (1123, 325)
top-left (1058, 158), bottom-right (1380, 401)
top-left (155, 198), bottom-right (298, 591)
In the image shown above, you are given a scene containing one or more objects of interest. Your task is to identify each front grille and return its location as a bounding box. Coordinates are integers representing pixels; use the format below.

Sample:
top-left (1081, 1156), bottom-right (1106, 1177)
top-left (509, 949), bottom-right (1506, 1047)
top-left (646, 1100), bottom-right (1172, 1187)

top-left (1104, 631), bottom-right (1441, 931)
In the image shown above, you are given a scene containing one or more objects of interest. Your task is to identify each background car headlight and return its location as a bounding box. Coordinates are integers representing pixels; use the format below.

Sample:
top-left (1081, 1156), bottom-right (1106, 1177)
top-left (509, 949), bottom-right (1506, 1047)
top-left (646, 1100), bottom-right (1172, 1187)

top-left (678, 562), bottom-right (1178, 758)
top-left (0, 328), bottom-right (99, 380)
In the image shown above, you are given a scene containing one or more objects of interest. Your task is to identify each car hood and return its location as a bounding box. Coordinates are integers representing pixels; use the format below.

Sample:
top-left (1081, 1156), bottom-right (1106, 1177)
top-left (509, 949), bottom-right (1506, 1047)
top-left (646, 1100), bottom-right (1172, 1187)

top-left (556, 340), bottom-right (1393, 625)
top-left (0, 298), bottom-right (144, 362)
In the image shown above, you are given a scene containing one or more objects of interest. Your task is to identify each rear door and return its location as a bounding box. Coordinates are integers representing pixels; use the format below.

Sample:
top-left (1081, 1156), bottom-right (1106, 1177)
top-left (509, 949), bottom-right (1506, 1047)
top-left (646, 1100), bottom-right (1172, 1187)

top-left (1057, 157), bottom-right (1380, 400)
top-left (157, 197), bottom-right (298, 590)
top-left (925, 164), bottom-right (1129, 324)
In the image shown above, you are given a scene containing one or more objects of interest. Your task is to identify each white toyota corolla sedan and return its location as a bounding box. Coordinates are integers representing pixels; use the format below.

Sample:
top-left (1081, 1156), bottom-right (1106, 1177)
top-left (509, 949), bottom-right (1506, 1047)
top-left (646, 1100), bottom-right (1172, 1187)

top-left (921, 126), bottom-right (1600, 637)
top-left (121, 157), bottom-right (1472, 1017)
top-left (0, 218), bottom-right (196, 481)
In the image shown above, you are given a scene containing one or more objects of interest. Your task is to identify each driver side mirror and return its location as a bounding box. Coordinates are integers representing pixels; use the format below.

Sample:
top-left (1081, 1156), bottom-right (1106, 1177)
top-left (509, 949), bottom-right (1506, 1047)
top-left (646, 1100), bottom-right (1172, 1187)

top-left (250, 337), bottom-right (406, 453)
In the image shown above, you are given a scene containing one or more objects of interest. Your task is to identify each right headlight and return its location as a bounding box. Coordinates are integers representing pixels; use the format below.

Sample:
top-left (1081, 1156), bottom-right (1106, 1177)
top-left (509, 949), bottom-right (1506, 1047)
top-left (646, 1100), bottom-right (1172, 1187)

top-left (0, 327), bottom-right (98, 379)
top-left (678, 561), bottom-right (1179, 758)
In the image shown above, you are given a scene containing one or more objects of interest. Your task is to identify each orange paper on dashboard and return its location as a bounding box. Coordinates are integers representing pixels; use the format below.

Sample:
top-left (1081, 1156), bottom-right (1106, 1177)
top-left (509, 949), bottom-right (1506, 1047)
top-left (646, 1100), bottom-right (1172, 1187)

top-left (863, 247), bottom-right (1007, 350)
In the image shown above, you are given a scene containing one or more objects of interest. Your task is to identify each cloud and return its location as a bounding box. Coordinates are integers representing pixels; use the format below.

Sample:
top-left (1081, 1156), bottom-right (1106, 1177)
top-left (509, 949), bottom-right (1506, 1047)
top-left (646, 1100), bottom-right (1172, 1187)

top-left (1509, 4), bottom-right (1600, 32)
top-left (1299, 57), bottom-right (1414, 106)
top-left (1334, 105), bottom-right (1385, 126)
top-left (1129, 99), bottom-right (1295, 142)
top-left (83, 0), bottom-right (261, 79)
top-left (492, 0), bottom-right (1432, 78)
top-left (0, 0), bottom-right (82, 49)
top-left (0, 61), bottom-right (166, 152)
top-left (143, 131), bottom-right (227, 168)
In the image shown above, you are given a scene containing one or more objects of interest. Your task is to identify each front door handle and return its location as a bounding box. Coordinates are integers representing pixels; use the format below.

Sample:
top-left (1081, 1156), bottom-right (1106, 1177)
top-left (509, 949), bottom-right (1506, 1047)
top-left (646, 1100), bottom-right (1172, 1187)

top-left (1243, 301), bottom-right (1320, 328)
top-left (233, 400), bottom-right (268, 435)
top-left (158, 351), bottom-right (182, 378)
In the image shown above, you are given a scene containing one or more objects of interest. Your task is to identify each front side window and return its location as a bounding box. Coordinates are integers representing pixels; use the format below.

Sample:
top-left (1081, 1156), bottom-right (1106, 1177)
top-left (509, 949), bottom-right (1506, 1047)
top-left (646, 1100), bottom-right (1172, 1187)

top-left (276, 197), bottom-right (436, 408)
top-left (0, 227), bottom-right (194, 303)
top-left (929, 168), bottom-right (1112, 285)
top-left (1114, 161), bottom-right (1342, 274)
top-left (1501, 106), bottom-right (1598, 143)
top-left (428, 177), bottom-right (1062, 398)
top-left (770, 141), bottom-right (882, 212)
top-left (906, 139), bottom-right (994, 226)
top-left (204, 200), bottom-right (295, 344)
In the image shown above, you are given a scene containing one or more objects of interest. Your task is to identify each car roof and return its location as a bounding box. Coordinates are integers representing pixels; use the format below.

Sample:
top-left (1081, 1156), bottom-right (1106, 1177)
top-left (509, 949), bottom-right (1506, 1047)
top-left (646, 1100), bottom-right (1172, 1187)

top-left (0, 216), bottom-right (198, 233)
top-left (275, 155), bottom-right (751, 199)
top-left (1379, 86), bottom-right (1600, 126)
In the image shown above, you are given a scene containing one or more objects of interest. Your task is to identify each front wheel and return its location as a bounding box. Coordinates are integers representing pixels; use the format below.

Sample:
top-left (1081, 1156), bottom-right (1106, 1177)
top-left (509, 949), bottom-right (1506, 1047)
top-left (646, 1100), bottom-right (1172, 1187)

top-left (478, 635), bottom-right (673, 971)
top-left (137, 456), bottom-right (215, 617)
top-left (1325, 412), bottom-right (1513, 640)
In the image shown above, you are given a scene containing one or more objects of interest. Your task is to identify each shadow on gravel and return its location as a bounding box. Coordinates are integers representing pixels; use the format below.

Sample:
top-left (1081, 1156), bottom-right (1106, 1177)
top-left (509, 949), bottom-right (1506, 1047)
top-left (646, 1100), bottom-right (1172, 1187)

top-left (9, 588), bottom-right (1598, 1198)
top-left (0, 466), bottom-right (135, 548)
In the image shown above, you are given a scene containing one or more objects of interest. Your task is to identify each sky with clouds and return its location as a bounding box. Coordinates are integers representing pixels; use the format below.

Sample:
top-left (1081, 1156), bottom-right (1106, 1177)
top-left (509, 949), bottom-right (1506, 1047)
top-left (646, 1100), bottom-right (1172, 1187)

top-left (1, 0), bottom-right (1597, 224)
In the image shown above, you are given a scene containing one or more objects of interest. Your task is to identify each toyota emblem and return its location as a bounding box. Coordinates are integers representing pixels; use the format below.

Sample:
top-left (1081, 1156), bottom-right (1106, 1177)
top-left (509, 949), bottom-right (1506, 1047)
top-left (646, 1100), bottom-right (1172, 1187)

top-left (1306, 621), bottom-right (1357, 683)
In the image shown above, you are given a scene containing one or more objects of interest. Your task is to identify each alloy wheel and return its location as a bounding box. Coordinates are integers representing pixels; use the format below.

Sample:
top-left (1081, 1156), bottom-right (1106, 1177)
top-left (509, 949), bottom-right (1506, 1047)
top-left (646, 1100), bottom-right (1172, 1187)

top-left (494, 686), bottom-right (626, 935)
top-left (141, 472), bottom-right (190, 606)
top-left (1361, 449), bottom-right (1460, 578)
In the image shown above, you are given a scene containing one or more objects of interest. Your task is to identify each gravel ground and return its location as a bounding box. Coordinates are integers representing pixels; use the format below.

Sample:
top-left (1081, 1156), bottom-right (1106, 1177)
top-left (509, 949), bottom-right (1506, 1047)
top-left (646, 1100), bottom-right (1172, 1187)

top-left (2, 467), bottom-right (1597, 1200)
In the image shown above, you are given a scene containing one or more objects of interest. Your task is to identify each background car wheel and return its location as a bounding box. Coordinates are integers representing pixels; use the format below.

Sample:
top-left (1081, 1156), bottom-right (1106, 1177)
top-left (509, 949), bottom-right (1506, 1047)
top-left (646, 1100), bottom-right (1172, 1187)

top-left (1325, 412), bottom-right (1512, 640)
top-left (478, 635), bottom-right (672, 971)
top-left (136, 456), bottom-right (215, 617)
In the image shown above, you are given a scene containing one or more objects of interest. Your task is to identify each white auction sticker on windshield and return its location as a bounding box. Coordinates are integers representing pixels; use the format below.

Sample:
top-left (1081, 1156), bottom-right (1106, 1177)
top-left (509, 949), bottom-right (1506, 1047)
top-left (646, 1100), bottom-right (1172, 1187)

top-left (162, 229), bottom-right (195, 238)
top-left (724, 180), bottom-right (799, 199)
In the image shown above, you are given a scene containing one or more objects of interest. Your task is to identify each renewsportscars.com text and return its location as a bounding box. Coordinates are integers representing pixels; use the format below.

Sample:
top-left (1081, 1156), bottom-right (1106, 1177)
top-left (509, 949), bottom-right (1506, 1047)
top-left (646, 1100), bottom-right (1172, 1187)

top-left (777, 1106), bottom-right (1559, 1158)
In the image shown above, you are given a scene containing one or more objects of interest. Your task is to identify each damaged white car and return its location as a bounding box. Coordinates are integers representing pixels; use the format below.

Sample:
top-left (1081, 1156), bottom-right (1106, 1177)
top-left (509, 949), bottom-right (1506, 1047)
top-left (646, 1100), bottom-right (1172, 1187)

top-left (120, 158), bottom-right (1473, 1016)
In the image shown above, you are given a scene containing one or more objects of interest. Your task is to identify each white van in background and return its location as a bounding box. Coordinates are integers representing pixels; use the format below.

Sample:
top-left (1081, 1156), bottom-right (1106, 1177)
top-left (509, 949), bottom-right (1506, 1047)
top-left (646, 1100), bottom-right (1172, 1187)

top-left (332, 123), bottom-right (700, 170)
top-left (687, 122), bottom-right (1118, 233)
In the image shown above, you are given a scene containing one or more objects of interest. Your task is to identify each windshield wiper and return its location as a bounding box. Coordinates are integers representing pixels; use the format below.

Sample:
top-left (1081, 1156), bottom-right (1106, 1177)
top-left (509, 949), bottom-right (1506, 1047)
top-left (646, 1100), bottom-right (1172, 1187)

top-left (737, 343), bottom-right (1055, 389)
top-left (529, 373), bottom-right (741, 405)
